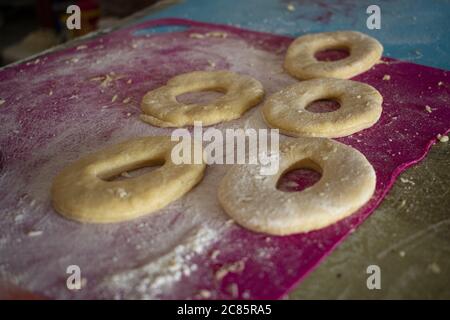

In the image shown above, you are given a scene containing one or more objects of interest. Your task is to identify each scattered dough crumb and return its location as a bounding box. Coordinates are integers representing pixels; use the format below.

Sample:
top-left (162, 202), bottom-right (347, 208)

top-left (122, 97), bottom-right (131, 104)
top-left (287, 3), bottom-right (295, 11)
top-left (111, 94), bottom-right (118, 102)
top-left (90, 73), bottom-right (124, 88)
top-left (438, 81), bottom-right (443, 86)
top-left (27, 230), bottom-right (43, 237)
top-left (428, 263), bottom-right (441, 274)
top-left (242, 290), bottom-right (251, 299)
top-left (48, 90), bottom-right (53, 96)
top-left (189, 33), bottom-right (205, 39)
top-left (399, 250), bottom-right (406, 257)
top-left (210, 249), bottom-right (220, 260)
top-left (206, 31), bottom-right (228, 38)
top-left (127, 79), bottom-right (132, 84)
top-left (26, 58), bottom-right (40, 66)
top-left (226, 283), bottom-right (239, 298)
top-left (425, 105), bottom-right (432, 113)
top-left (225, 219), bottom-right (234, 226)
top-left (284, 181), bottom-right (298, 188)
top-left (400, 177), bottom-right (415, 185)
top-left (80, 278), bottom-right (88, 288)
top-left (437, 134), bottom-right (449, 143)
top-left (198, 289), bottom-right (211, 299)
top-left (382, 74), bottom-right (391, 81)
top-left (215, 260), bottom-right (246, 281)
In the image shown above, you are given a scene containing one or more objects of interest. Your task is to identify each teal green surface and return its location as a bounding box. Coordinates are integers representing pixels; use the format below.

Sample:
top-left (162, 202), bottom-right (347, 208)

top-left (141, 0), bottom-right (450, 70)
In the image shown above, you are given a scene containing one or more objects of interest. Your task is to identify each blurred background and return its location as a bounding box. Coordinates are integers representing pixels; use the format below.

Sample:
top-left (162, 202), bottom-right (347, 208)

top-left (0, 0), bottom-right (161, 66)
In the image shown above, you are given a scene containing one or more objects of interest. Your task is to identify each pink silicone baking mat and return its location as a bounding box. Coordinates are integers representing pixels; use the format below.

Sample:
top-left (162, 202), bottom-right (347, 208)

top-left (0, 18), bottom-right (449, 299)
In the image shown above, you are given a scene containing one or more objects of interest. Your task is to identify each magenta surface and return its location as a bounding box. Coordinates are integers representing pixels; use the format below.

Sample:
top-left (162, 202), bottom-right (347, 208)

top-left (0, 19), bottom-right (449, 299)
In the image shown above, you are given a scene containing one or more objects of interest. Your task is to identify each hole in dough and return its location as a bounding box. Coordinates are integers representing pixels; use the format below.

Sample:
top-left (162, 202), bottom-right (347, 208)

top-left (104, 164), bottom-right (164, 182)
top-left (276, 159), bottom-right (322, 192)
top-left (176, 90), bottom-right (225, 106)
top-left (314, 47), bottom-right (350, 61)
top-left (305, 98), bottom-right (341, 113)
top-left (97, 159), bottom-right (166, 181)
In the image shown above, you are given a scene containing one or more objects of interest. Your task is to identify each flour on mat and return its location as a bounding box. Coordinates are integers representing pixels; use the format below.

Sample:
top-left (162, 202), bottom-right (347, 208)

top-left (104, 226), bottom-right (219, 299)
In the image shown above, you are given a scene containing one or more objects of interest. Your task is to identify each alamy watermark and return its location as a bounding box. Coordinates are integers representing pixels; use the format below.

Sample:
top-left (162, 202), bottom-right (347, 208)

top-left (366, 5), bottom-right (381, 30)
top-left (366, 264), bottom-right (381, 290)
top-left (66, 5), bottom-right (81, 30)
top-left (66, 265), bottom-right (86, 290)
top-left (171, 122), bottom-right (280, 176)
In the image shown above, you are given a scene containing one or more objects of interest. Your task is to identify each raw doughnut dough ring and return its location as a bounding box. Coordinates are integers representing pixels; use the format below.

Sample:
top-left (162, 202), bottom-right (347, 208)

top-left (52, 136), bottom-right (206, 223)
top-left (284, 31), bottom-right (383, 79)
top-left (262, 78), bottom-right (383, 138)
top-left (218, 137), bottom-right (376, 235)
top-left (141, 70), bottom-right (264, 127)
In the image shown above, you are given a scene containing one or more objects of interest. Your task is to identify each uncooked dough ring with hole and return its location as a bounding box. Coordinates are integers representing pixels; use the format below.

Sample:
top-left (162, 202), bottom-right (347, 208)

top-left (262, 78), bottom-right (383, 138)
top-left (140, 70), bottom-right (264, 127)
top-left (52, 136), bottom-right (205, 223)
top-left (284, 31), bottom-right (383, 79)
top-left (218, 137), bottom-right (376, 235)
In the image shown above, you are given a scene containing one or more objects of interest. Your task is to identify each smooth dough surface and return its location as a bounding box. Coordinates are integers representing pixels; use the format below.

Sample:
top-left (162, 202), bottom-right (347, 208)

top-left (284, 31), bottom-right (383, 79)
top-left (52, 136), bottom-right (205, 223)
top-left (218, 137), bottom-right (376, 235)
top-left (262, 78), bottom-right (383, 138)
top-left (141, 70), bottom-right (264, 127)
